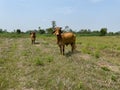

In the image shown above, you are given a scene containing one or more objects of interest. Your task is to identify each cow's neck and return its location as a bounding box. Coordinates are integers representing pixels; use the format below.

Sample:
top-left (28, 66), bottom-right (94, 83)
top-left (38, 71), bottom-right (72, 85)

top-left (57, 34), bottom-right (62, 43)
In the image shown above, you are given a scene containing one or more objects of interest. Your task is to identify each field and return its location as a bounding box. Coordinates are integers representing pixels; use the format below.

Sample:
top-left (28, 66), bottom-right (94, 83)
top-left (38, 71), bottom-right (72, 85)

top-left (0, 34), bottom-right (120, 90)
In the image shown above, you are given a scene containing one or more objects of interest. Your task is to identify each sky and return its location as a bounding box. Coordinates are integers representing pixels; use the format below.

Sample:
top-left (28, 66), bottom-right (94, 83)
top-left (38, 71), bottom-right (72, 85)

top-left (0, 0), bottom-right (120, 32)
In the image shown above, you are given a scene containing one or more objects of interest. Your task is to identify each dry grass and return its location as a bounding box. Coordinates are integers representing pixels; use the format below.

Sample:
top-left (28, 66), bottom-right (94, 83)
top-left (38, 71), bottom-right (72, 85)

top-left (0, 35), bottom-right (120, 90)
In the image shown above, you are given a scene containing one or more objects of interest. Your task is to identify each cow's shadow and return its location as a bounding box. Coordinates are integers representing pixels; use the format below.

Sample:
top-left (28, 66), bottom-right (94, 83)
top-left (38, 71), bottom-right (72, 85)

top-left (65, 50), bottom-right (81, 57)
top-left (34, 41), bottom-right (40, 44)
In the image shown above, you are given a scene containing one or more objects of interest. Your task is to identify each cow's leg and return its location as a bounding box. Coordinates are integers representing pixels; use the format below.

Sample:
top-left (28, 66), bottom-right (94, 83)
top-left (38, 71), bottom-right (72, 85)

top-left (31, 38), bottom-right (35, 44)
top-left (31, 40), bottom-right (33, 44)
top-left (71, 43), bottom-right (75, 52)
top-left (62, 45), bottom-right (65, 55)
top-left (59, 45), bottom-right (65, 55)
top-left (33, 39), bottom-right (35, 44)
top-left (59, 45), bottom-right (62, 54)
top-left (32, 39), bottom-right (34, 44)
top-left (33, 38), bottom-right (36, 44)
top-left (32, 40), bottom-right (33, 44)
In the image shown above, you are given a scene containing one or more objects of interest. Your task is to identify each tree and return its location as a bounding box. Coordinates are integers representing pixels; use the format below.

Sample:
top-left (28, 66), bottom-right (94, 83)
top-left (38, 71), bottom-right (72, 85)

top-left (16, 29), bottom-right (21, 34)
top-left (100, 28), bottom-right (107, 36)
top-left (64, 26), bottom-right (70, 32)
top-left (38, 27), bottom-right (45, 34)
top-left (115, 31), bottom-right (120, 35)
top-left (0, 29), bottom-right (3, 33)
top-left (52, 21), bottom-right (56, 29)
top-left (78, 29), bottom-right (91, 34)
top-left (46, 28), bottom-right (53, 34)
top-left (39, 29), bottom-right (45, 34)
top-left (38, 27), bottom-right (41, 31)
top-left (3, 29), bottom-right (7, 33)
top-left (108, 32), bottom-right (114, 35)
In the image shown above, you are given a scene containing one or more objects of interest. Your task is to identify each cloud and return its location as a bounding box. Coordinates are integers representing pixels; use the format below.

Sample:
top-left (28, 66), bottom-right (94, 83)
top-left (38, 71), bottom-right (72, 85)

top-left (89, 0), bottom-right (104, 3)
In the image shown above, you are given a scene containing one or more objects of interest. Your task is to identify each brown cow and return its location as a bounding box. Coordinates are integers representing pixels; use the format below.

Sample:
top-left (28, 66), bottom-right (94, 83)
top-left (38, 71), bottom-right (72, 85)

top-left (30, 32), bottom-right (36, 44)
top-left (53, 27), bottom-right (76, 55)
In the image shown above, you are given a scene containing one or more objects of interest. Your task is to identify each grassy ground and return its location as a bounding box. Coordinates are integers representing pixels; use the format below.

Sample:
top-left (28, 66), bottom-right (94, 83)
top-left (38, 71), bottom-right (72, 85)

top-left (0, 35), bottom-right (120, 90)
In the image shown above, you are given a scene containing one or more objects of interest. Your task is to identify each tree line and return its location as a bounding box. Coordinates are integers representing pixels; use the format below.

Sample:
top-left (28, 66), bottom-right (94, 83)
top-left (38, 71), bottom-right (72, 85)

top-left (0, 20), bottom-right (120, 36)
top-left (0, 26), bottom-right (120, 36)
top-left (0, 27), bottom-right (120, 36)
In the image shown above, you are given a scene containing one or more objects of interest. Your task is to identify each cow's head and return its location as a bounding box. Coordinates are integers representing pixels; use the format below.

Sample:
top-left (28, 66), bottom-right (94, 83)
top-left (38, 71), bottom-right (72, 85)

top-left (53, 27), bottom-right (62, 36)
top-left (30, 32), bottom-right (36, 36)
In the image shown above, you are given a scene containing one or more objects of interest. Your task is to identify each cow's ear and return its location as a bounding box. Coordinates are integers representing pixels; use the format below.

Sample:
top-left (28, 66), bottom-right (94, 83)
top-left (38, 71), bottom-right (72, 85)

top-left (60, 30), bottom-right (63, 33)
top-left (59, 27), bottom-right (63, 33)
top-left (60, 27), bottom-right (62, 30)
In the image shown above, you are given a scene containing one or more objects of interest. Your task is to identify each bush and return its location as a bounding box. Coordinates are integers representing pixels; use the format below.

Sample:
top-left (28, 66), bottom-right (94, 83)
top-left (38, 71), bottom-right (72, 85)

top-left (100, 28), bottom-right (107, 36)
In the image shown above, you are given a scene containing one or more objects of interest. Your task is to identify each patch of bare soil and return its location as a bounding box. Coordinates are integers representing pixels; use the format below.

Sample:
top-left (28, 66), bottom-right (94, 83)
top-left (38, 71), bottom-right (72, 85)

top-left (80, 54), bottom-right (92, 60)
top-left (102, 49), bottom-right (120, 57)
top-left (97, 60), bottom-right (120, 73)
top-left (74, 52), bottom-right (92, 61)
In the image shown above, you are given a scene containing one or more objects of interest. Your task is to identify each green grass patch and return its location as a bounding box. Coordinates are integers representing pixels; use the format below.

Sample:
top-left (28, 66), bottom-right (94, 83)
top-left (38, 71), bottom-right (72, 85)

top-left (0, 36), bottom-right (120, 90)
top-left (101, 67), bottom-right (110, 71)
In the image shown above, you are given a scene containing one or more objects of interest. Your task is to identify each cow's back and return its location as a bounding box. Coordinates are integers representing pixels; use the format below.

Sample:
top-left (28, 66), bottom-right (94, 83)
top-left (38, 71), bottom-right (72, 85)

top-left (62, 32), bottom-right (76, 44)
